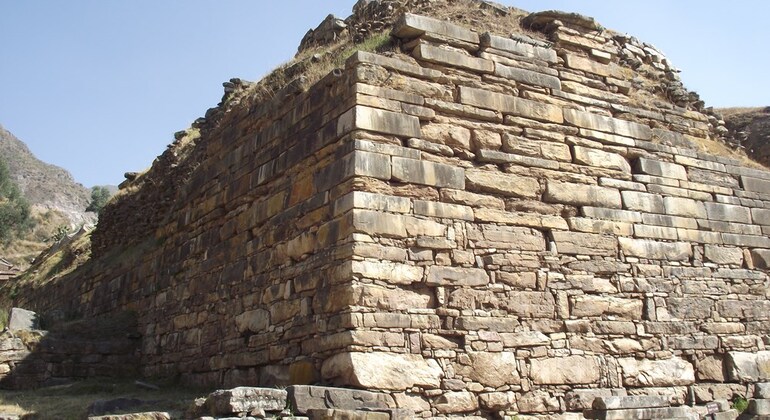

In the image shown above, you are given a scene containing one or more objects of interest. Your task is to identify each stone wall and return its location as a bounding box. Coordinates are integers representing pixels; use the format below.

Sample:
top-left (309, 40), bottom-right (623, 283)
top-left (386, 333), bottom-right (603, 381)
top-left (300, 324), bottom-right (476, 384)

top-left (13, 8), bottom-right (770, 419)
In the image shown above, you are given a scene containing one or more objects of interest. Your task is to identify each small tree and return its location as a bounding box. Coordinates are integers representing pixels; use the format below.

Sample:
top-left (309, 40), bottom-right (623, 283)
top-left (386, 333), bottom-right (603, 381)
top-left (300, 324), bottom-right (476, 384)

top-left (0, 158), bottom-right (32, 243)
top-left (86, 186), bottom-right (111, 214)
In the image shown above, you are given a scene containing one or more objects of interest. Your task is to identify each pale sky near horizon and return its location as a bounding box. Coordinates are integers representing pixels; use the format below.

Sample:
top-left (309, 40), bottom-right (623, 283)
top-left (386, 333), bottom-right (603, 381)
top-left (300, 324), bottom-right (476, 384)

top-left (1, 1), bottom-right (767, 188)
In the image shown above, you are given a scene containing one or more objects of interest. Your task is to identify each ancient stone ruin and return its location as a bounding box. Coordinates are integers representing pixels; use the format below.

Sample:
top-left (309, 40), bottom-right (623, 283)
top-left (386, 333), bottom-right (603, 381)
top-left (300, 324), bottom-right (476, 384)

top-left (7, 2), bottom-right (770, 419)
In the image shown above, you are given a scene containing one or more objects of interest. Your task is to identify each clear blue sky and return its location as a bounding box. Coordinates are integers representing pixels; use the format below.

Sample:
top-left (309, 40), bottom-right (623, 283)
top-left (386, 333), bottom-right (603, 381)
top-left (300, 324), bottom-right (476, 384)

top-left (1, 1), bottom-right (767, 187)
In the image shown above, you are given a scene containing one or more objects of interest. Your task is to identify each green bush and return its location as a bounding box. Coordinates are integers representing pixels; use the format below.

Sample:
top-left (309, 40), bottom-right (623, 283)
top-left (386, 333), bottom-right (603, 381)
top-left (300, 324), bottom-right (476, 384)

top-left (86, 186), bottom-right (111, 214)
top-left (0, 158), bottom-right (32, 243)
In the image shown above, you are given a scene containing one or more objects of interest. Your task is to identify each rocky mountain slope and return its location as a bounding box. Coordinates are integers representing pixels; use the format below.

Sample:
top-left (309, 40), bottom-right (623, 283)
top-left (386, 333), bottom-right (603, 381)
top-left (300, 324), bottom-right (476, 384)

top-left (0, 125), bottom-right (96, 267)
top-left (719, 107), bottom-right (770, 166)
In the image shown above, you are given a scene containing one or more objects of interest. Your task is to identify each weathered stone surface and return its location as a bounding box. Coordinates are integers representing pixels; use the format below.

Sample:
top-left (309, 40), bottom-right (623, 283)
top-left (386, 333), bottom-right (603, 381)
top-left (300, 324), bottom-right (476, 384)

top-left (588, 406), bottom-right (696, 420)
top-left (478, 391), bottom-right (515, 411)
top-left (421, 123), bottom-right (471, 150)
top-left (467, 224), bottom-right (546, 250)
top-left (563, 109), bottom-right (652, 140)
top-left (705, 202), bottom-right (752, 223)
top-left (426, 266), bottom-right (489, 286)
top-left (321, 352), bottom-right (442, 390)
top-left (704, 245), bottom-right (744, 265)
top-left (7, 308), bottom-right (38, 331)
top-left (334, 191), bottom-right (411, 216)
top-left (441, 188), bottom-right (504, 209)
top-left (531, 356), bottom-right (600, 385)
top-left (618, 237), bottom-right (692, 261)
top-left (517, 390), bottom-right (560, 413)
top-left (494, 63), bottom-right (561, 90)
top-left (337, 105), bottom-right (421, 138)
top-left (351, 260), bottom-right (424, 285)
top-left (202, 387), bottom-right (288, 415)
top-left (562, 52), bottom-right (625, 78)
top-left (544, 180), bottom-right (621, 208)
top-left (742, 175), bottom-right (770, 194)
top-left (288, 385), bottom-right (394, 415)
top-left (480, 32), bottom-right (557, 63)
top-left (726, 351), bottom-right (770, 382)
top-left (393, 13), bottom-right (480, 44)
top-left (635, 158), bottom-right (687, 180)
top-left (592, 395), bottom-right (668, 410)
top-left (663, 196), bottom-right (706, 218)
top-left (618, 357), bottom-right (695, 386)
top-left (307, 409), bottom-right (390, 420)
top-left (571, 296), bottom-right (642, 319)
top-left (414, 200), bottom-right (474, 221)
top-left (391, 157), bottom-right (465, 189)
top-left (434, 391), bottom-right (479, 414)
top-left (621, 191), bottom-right (664, 213)
top-left (756, 382), bottom-right (770, 398)
top-left (414, 43), bottom-right (493, 73)
top-left (454, 352), bottom-right (520, 387)
top-left (459, 86), bottom-right (564, 123)
top-left (574, 146), bottom-right (631, 172)
top-left (465, 169), bottom-right (539, 199)
top-left (234, 309), bottom-right (269, 334)
top-left (551, 231), bottom-right (617, 256)
top-left (748, 399), bottom-right (770, 415)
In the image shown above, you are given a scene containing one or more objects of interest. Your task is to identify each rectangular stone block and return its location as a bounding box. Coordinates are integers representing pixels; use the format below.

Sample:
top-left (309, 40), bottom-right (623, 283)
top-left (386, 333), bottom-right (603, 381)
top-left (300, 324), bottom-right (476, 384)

top-left (563, 109), bottom-right (652, 140)
top-left (582, 206), bottom-right (642, 223)
top-left (351, 260), bottom-right (424, 285)
top-left (634, 224), bottom-right (678, 240)
top-left (504, 291), bottom-right (556, 318)
top-left (551, 231), bottom-right (617, 256)
top-left (617, 357), bottom-right (695, 387)
top-left (622, 191), bottom-right (664, 213)
top-left (563, 52), bottom-right (626, 78)
top-left (315, 151), bottom-right (392, 192)
top-left (333, 191), bottom-right (411, 217)
top-left (413, 43), bottom-right (493, 73)
top-left (467, 225), bottom-right (545, 251)
top-left (391, 157), bottom-right (465, 189)
top-left (480, 32), bottom-right (557, 63)
top-left (571, 296), bottom-right (642, 319)
top-left (726, 351), bottom-right (770, 382)
top-left (494, 63), bottom-right (561, 89)
top-left (465, 169), bottom-right (540, 199)
top-left (742, 175), bottom-right (770, 194)
top-left (641, 213), bottom-right (698, 229)
top-left (393, 13), bottom-right (480, 44)
top-left (663, 196), bottom-right (706, 219)
top-left (588, 407), bottom-right (695, 420)
top-left (544, 180), bottom-right (621, 209)
top-left (568, 217), bottom-right (634, 236)
top-left (752, 208), bottom-right (770, 225)
top-left (635, 157), bottom-right (687, 180)
top-left (722, 233), bottom-right (770, 248)
top-left (748, 399), bottom-right (770, 415)
top-left (337, 105), bottom-right (421, 138)
top-left (593, 395), bottom-right (668, 410)
top-left (531, 356), bottom-right (601, 385)
top-left (459, 86), bottom-right (564, 123)
top-left (574, 146), bottom-right (631, 172)
top-left (705, 202), bottom-right (752, 223)
top-left (618, 237), bottom-right (692, 261)
top-left (426, 266), bottom-right (489, 286)
top-left (414, 200), bottom-right (473, 221)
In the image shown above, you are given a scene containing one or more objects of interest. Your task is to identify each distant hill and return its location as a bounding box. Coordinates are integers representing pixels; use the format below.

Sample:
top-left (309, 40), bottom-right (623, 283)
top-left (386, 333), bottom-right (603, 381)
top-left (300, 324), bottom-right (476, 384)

top-left (719, 107), bottom-right (770, 167)
top-left (0, 125), bottom-right (96, 268)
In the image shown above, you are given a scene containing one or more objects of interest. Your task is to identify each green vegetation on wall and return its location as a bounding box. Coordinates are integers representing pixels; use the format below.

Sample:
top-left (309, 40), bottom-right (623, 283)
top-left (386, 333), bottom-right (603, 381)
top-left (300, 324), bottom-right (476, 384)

top-left (86, 186), bottom-right (111, 214)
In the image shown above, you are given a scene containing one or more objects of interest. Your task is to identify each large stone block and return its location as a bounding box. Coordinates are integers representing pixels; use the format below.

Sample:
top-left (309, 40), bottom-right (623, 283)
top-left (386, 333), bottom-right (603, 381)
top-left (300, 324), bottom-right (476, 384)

top-left (235, 309), bottom-right (269, 334)
top-left (634, 158), bottom-right (687, 180)
top-left (621, 191), bottom-right (664, 213)
top-left (333, 191), bottom-right (411, 217)
top-left (563, 52), bottom-right (626, 78)
top-left (454, 352), bottom-right (520, 387)
top-left (201, 387), bottom-right (288, 416)
top-left (742, 175), bottom-right (770, 194)
top-left (465, 169), bottom-right (540, 199)
top-left (414, 43), bottom-right (493, 73)
top-left (414, 200), bottom-right (473, 221)
top-left (593, 395), bottom-right (668, 410)
top-left (287, 385), bottom-right (394, 415)
top-left (459, 86), bottom-right (564, 123)
top-left (618, 357), bottom-right (695, 386)
top-left (480, 32), bottom-right (557, 63)
top-left (563, 109), bottom-right (652, 140)
top-left (551, 231), bottom-right (617, 256)
top-left (467, 224), bottom-right (546, 251)
top-left (574, 146), bottom-right (631, 172)
top-left (7, 307), bottom-right (38, 331)
top-left (351, 260), bottom-right (424, 285)
top-left (752, 208), bottom-right (770, 225)
top-left (494, 63), bottom-right (561, 90)
top-left (421, 123), bottom-right (471, 150)
top-left (434, 391), bottom-right (479, 414)
top-left (393, 13), bottom-right (480, 44)
top-left (618, 237), bottom-right (692, 261)
top-left (571, 296), bottom-right (642, 319)
top-left (705, 202), bottom-right (752, 223)
top-left (391, 157), bottom-right (465, 189)
top-left (531, 356), bottom-right (601, 385)
top-left (425, 266), bottom-right (489, 287)
top-left (321, 352), bottom-right (442, 390)
top-left (504, 291), bottom-right (556, 318)
top-left (663, 196), bottom-right (706, 218)
top-left (726, 351), bottom-right (770, 382)
top-left (544, 180), bottom-right (621, 209)
top-left (704, 245), bottom-right (744, 265)
top-left (337, 105), bottom-right (421, 138)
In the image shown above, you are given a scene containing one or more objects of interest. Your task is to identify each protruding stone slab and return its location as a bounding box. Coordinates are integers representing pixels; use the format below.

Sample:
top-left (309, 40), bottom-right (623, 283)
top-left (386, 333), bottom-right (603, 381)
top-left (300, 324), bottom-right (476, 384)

top-left (337, 105), bottom-right (421, 138)
top-left (704, 202), bottom-right (752, 223)
top-left (592, 395), bottom-right (669, 410)
top-left (321, 352), bottom-right (442, 390)
top-left (544, 180), bottom-right (621, 209)
top-left (563, 109), bottom-right (652, 140)
top-left (459, 86), bottom-right (564, 123)
top-left (414, 43), bottom-right (493, 73)
top-left (635, 157), bottom-right (687, 180)
top-left (201, 387), bottom-right (288, 416)
top-left (618, 237), bottom-right (692, 261)
top-left (574, 146), bottom-right (631, 172)
top-left (7, 308), bottom-right (38, 331)
top-left (391, 157), bottom-right (465, 189)
top-left (393, 13), bottom-right (480, 44)
top-left (621, 191), bottom-right (664, 213)
top-left (480, 32), bottom-right (557, 63)
top-left (494, 63), bottom-right (561, 90)
top-left (585, 406), bottom-right (695, 420)
top-left (741, 175), bottom-right (770, 194)
top-left (426, 266), bottom-right (489, 286)
top-left (287, 385), bottom-right (394, 415)
top-left (618, 357), bottom-right (695, 386)
top-left (465, 169), bottom-right (540, 199)
top-left (551, 231), bottom-right (617, 256)
top-left (531, 356), bottom-right (601, 385)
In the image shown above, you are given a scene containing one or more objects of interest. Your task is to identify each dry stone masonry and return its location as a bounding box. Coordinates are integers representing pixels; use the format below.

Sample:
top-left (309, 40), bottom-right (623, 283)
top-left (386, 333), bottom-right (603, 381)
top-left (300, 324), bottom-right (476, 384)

top-left (13, 4), bottom-right (770, 419)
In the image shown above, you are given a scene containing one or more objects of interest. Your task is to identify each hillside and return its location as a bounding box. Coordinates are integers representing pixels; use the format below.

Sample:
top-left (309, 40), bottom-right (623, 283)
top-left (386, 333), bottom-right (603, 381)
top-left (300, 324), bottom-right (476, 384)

top-left (0, 125), bottom-right (96, 267)
top-left (719, 106), bottom-right (770, 167)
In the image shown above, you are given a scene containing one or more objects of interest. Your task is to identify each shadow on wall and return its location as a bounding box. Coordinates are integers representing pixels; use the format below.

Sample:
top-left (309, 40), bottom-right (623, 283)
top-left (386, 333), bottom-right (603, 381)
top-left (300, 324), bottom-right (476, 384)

top-left (0, 308), bottom-right (140, 390)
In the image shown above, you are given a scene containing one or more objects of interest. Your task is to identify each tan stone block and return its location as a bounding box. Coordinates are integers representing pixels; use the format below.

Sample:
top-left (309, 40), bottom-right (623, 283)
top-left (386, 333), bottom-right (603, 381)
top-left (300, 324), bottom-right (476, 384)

top-left (421, 123), bottom-right (471, 150)
top-left (472, 129), bottom-right (502, 151)
top-left (475, 208), bottom-right (568, 230)
top-left (235, 309), bottom-right (269, 334)
top-left (414, 43), bottom-right (493, 73)
top-left (571, 295), bottom-right (642, 319)
top-left (618, 237), bottom-right (692, 261)
top-left (337, 105), bottom-right (421, 138)
top-left (321, 352), bottom-right (443, 390)
top-left (574, 146), bottom-right (631, 172)
top-left (551, 231), bottom-right (617, 256)
top-left (563, 52), bottom-right (626, 78)
top-left (635, 157), bottom-right (687, 180)
top-left (391, 157), bottom-right (465, 189)
top-left (618, 357), bottom-right (695, 386)
top-left (393, 13), bottom-right (480, 44)
top-left (349, 284), bottom-right (434, 311)
top-left (414, 200), bottom-right (473, 221)
top-left (440, 188), bottom-right (505, 209)
top-left (564, 109), bottom-right (651, 140)
top-left (434, 391), bottom-right (479, 414)
top-left (333, 191), bottom-right (411, 217)
top-left (517, 390), bottom-right (560, 413)
top-left (466, 169), bottom-right (540, 199)
top-left (622, 191), bottom-right (664, 213)
top-left (531, 356), bottom-right (601, 385)
top-left (568, 217), bottom-right (633, 236)
top-left (480, 32), bottom-right (557, 63)
top-left (455, 352), bottom-right (520, 387)
top-left (352, 260), bottom-right (424, 285)
top-left (459, 86), bottom-right (564, 123)
top-left (426, 266), bottom-right (489, 286)
top-left (466, 224), bottom-right (546, 251)
top-left (494, 62), bottom-right (561, 90)
top-left (544, 180), bottom-right (621, 208)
